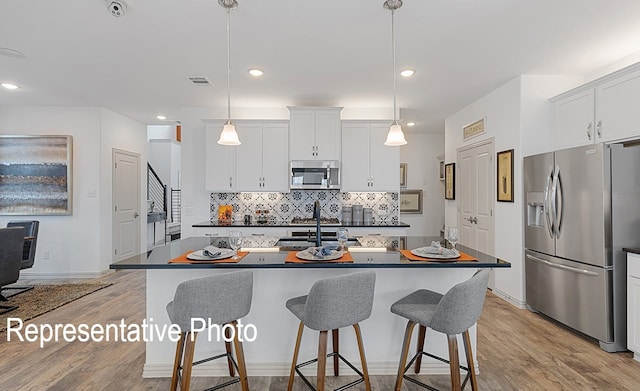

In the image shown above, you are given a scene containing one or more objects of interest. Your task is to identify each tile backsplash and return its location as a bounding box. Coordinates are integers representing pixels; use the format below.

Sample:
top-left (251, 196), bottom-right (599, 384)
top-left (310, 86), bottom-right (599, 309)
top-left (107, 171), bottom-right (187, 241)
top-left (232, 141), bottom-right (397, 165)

top-left (210, 190), bottom-right (399, 225)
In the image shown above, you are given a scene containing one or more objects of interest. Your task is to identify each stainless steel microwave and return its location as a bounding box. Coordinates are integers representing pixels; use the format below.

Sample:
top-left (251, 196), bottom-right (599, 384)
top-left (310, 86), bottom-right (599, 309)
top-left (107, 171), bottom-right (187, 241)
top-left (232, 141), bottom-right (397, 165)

top-left (290, 161), bottom-right (340, 189)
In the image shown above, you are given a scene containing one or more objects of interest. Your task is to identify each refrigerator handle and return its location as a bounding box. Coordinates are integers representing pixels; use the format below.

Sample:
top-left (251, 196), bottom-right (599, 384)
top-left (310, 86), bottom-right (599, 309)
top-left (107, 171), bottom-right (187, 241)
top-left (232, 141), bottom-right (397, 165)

top-left (556, 168), bottom-right (564, 239)
top-left (544, 165), bottom-right (555, 239)
top-left (551, 165), bottom-right (560, 239)
top-left (526, 254), bottom-right (599, 276)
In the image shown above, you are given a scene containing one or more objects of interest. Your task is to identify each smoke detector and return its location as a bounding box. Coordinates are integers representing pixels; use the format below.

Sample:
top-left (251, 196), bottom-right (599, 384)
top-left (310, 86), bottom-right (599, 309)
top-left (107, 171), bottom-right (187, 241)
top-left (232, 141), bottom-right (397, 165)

top-left (106, 0), bottom-right (127, 17)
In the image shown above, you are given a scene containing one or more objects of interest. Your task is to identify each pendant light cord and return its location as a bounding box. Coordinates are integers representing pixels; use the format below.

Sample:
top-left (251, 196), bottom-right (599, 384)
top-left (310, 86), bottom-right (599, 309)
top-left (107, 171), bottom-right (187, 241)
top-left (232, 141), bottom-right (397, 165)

top-left (226, 7), bottom-right (231, 121)
top-left (391, 8), bottom-right (397, 123)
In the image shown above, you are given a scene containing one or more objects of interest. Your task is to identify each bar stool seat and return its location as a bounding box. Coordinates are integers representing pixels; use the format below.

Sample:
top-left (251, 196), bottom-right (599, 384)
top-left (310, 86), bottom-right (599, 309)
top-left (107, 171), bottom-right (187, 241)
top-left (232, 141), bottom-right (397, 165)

top-left (167, 270), bottom-right (253, 391)
top-left (391, 269), bottom-right (490, 391)
top-left (286, 271), bottom-right (376, 391)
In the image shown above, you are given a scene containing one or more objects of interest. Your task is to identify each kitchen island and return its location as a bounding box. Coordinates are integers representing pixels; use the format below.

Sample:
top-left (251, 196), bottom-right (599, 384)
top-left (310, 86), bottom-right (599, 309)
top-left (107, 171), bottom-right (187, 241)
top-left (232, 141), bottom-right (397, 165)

top-left (111, 237), bottom-right (509, 378)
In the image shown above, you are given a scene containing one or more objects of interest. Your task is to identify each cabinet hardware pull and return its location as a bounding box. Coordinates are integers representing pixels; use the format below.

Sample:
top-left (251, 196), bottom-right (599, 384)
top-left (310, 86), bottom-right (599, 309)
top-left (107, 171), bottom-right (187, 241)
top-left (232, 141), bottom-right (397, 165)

top-left (586, 122), bottom-right (592, 140)
top-left (596, 120), bottom-right (602, 138)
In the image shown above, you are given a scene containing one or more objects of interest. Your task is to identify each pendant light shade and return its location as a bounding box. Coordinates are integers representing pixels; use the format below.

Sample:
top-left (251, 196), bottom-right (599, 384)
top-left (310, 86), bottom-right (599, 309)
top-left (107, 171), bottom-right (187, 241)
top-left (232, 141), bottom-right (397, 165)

top-left (218, 120), bottom-right (241, 145)
top-left (383, 0), bottom-right (407, 146)
top-left (385, 120), bottom-right (408, 146)
top-left (217, 0), bottom-right (241, 146)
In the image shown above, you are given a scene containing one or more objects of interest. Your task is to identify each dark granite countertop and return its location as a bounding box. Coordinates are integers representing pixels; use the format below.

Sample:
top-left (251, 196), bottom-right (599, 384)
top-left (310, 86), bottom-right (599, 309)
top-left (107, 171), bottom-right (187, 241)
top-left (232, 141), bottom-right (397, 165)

top-left (110, 236), bottom-right (510, 270)
top-left (192, 221), bottom-right (410, 228)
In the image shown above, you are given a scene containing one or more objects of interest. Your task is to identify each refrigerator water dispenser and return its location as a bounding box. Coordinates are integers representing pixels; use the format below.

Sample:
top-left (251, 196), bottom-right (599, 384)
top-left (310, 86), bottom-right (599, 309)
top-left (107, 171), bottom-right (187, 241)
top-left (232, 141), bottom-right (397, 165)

top-left (527, 192), bottom-right (545, 227)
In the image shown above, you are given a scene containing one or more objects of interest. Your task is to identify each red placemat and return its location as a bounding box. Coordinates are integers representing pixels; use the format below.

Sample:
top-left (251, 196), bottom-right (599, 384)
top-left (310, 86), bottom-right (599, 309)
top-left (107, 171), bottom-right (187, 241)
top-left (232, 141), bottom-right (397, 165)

top-left (285, 251), bottom-right (354, 263)
top-left (399, 249), bottom-right (478, 262)
top-left (168, 251), bottom-right (249, 264)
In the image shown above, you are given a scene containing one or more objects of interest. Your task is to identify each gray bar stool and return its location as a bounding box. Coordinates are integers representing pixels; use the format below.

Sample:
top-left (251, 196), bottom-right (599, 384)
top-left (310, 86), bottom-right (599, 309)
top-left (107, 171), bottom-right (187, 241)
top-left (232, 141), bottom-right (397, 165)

top-left (166, 270), bottom-right (253, 391)
top-left (285, 271), bottom-right (376, 391)
top-left (390, 269), bottom-right (490, 391)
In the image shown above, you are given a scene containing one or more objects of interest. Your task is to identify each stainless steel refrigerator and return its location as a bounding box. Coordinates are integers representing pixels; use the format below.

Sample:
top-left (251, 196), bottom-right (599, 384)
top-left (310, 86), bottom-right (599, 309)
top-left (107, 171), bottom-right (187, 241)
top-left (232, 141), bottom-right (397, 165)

top-left (524, 142), bottom-right (640, 352)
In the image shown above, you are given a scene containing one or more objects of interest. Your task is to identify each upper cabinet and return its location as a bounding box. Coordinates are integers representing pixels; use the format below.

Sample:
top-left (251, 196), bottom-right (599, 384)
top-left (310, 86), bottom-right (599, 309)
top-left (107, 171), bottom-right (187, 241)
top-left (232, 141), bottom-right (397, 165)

top-left (289, 106), bottom-right (342, 160)
top-left (552, 63), bottom-right (640, 150)
top-left (341, 121), bottom-right (399, 192)
top-left (552, 90), bottom-right (595, 150)
top-left (235, 122), bottom-right (289, 192)
top-left (595, 67), bottom-right (640, 143)
top-left (205, 120), bottom-right (289, 192)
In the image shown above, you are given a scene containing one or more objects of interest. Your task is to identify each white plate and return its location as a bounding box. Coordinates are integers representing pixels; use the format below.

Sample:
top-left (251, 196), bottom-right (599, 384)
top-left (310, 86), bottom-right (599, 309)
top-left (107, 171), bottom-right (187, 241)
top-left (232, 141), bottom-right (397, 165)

top-left (296, 248), bottom-right (345, 261)
top-left (410, 247), bottom-right (460, 259)
top-left (187, 248), bottom-right (235, 261)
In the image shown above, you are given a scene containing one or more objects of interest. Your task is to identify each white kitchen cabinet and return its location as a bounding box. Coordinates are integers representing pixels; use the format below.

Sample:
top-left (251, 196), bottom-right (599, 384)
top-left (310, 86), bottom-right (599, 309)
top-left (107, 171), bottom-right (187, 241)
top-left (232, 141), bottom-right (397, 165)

top-left (628, 252), bottom-right (640, 362)
top-left (596, 67), bottom-right (640, 143)
top-left (551, 63), bottom-right (640, 150)
top-left (341, 121), bottom-right (400, 192)
top-left (205, 122), bottom-right (236, 191)
top-left (235, 122), bottom-right (289, 192)
top-left (289, 106), bottom-right (342, 161)
top-left (552, 89), bottom-right (595, 150)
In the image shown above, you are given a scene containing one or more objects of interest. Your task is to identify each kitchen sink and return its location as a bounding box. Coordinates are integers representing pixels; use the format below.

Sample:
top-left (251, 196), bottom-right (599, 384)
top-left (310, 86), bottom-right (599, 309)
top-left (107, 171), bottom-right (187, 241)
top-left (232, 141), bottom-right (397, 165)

top-left (276, 237), bottom-right (361, 251)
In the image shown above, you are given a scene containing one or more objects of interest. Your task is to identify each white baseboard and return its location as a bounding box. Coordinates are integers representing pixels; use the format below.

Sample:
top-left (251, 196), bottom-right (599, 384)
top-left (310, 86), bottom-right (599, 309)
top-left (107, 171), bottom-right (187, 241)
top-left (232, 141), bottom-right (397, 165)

top-left (491, 288), bottom-right (527, 309)
top-left (143, 359), bottom-right (474, 378)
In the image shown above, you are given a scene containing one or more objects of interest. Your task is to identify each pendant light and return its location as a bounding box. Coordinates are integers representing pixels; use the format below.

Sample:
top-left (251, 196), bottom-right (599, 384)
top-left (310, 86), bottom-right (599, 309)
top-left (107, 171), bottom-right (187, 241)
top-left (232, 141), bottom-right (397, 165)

top-left (217, 0), bottom-right (241, 145)
top-left (383, 0), bottom-right (408, 146)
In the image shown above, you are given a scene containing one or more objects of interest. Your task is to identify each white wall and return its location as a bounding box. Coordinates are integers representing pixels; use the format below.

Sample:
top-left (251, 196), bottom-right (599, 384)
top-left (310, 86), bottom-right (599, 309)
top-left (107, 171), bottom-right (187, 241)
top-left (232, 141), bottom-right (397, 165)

top-left (100, 108), bottom-right (148, 271)
top-left (444, 75), bottom-right (584, 306)
top-left (400, 133), bottom-right (445, 236)
top-left (0, 106), bottom-right (146, 277)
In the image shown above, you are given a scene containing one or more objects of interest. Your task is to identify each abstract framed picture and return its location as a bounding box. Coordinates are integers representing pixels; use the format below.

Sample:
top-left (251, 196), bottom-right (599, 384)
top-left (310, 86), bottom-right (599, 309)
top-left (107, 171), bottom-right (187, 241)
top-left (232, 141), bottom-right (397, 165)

top-left (444, 163), bottom-right (455, 200)
top-left (497, 149), bottom-right (514, 202)
top-left (0, 135), bottom-right (73, 215)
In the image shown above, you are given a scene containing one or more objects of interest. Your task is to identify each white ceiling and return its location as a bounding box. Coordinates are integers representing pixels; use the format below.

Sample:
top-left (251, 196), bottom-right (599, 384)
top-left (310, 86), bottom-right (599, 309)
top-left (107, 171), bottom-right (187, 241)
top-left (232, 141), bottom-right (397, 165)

top-left (2, 0), bottom-right (640, 133)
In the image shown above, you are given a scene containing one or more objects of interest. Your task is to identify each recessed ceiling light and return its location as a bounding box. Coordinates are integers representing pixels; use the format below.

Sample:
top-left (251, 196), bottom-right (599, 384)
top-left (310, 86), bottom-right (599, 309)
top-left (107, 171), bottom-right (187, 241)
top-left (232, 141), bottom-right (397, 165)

top-left (156, 115), bottom-right (167, 120)
top-left (400, 69), bottom-right (415, 78)
top-left (406, 122), bottom-right (416, 127)
top-left (248, 68), bottom-right (264, 77)
top-left (1, 83), bottom-right (19, 90)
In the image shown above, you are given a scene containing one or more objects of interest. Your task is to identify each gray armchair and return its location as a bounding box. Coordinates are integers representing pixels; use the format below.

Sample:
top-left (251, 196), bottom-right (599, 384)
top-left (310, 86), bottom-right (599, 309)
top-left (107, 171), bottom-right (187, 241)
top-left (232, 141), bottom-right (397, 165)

top-left (2, 221), bottom-right (39, 296)
top-left (0, 226), bottom-right (26, 314)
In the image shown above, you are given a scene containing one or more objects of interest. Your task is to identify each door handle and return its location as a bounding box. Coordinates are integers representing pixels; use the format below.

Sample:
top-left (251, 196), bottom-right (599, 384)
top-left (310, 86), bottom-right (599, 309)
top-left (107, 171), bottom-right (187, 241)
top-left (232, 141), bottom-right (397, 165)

top-left (134, 212), bottom-right (139, 218)
top-left (526, 254), bottom-right (599, 276)
top-left (544, 166), bottom-right (554, 239)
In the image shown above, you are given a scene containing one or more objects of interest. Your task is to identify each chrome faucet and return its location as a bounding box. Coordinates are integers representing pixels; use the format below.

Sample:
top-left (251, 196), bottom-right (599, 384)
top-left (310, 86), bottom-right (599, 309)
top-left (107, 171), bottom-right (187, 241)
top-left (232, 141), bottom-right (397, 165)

top-left (313, 200), bottom-right (321, 247)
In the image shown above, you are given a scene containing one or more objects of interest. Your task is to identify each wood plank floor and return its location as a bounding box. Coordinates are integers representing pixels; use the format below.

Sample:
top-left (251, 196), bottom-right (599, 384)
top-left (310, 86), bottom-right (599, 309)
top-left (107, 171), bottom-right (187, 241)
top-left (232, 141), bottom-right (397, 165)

top-left (1, 270), bottom-right (638, 390)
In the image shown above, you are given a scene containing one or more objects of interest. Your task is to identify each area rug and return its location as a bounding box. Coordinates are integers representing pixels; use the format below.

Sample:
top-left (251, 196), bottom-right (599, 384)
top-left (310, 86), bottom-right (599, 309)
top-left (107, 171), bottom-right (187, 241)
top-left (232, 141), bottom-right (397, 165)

top-left (0, 283), bottom-right (112, 332)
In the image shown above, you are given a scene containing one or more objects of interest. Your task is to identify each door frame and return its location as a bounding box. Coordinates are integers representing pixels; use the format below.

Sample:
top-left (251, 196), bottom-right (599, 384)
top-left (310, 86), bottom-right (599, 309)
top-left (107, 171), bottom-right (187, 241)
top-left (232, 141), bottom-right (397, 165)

top-left (112, 148), bottom-right (141, 261)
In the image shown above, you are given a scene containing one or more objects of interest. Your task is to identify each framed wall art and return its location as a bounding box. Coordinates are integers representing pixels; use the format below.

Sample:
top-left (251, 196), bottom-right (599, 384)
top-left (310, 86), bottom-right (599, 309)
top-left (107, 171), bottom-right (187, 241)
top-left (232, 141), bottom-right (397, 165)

top-left (400, 189), bottom-right (423, 213)
top-left (0, 135), bottom-right (73, 215)
top-left (497, 149), bottom-right (514, 202)
top-left (400, 163), bottom-right (407, 188)
top-left (444, 163), bottom-right (455, 200)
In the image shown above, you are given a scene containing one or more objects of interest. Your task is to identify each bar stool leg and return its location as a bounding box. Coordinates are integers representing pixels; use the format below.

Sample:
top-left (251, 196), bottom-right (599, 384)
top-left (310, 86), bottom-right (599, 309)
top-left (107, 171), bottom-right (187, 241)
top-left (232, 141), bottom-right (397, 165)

top-left (353, 323), bottom-right (371, 391)
top-left (414, 324), bottom-right (426, 374)
top-left (462, 330), bottom-right (478, 391)
top-left (170, 332), bottom-right (187, 391)
top-left (287, 322), bottom-right (305, 391)
top-left (332, 329), bottom-right (339, 376)
top-left (181, 331), bottom-right (198, 391)
top-left (231, 320), bottom-right (250, 391)
top-left (317, 330), bottom-right (328, 391)
top-left (394, 320), bottom-right (416, 391)
top-left (224, 323), bottom-right (236, 377)
top-left (447, 334), bottom-right (461, 391)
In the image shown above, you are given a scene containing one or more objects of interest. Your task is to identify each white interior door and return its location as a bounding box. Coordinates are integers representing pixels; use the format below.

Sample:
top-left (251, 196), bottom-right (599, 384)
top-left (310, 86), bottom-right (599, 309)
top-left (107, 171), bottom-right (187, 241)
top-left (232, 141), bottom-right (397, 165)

top-left (458, 140), bottom-right (495, 285)
top-left (113, 149), bottom-right (141, 261)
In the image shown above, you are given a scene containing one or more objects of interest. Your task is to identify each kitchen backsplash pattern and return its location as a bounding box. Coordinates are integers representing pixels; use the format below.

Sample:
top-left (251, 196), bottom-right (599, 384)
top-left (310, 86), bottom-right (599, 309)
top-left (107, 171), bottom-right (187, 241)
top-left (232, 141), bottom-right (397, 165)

top-left (209, 190), bottom-right (399, 225)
